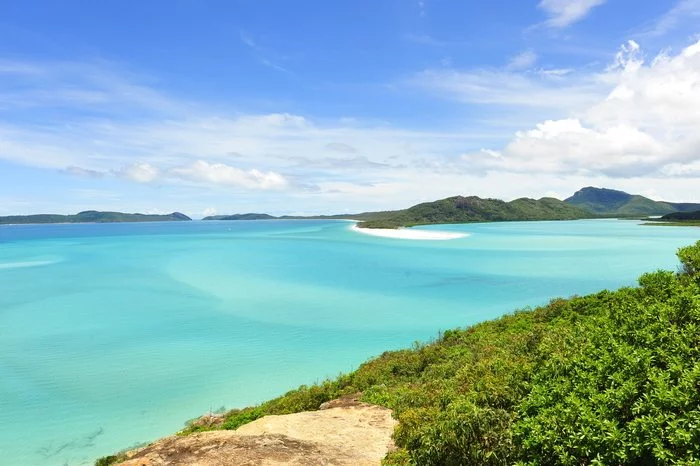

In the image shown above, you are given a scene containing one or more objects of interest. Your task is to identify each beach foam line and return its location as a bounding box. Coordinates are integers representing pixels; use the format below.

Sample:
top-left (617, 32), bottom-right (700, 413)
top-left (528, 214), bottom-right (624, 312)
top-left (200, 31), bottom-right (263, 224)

top-left (351, 225), bottom-right (468, 240)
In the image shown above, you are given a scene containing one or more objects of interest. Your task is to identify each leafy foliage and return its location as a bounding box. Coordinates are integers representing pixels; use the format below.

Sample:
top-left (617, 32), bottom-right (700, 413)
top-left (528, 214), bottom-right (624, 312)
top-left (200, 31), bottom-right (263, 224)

top-left (140, 241), bottom-right (700, 465)
top-left (94, 453), bottom-right (127, 466)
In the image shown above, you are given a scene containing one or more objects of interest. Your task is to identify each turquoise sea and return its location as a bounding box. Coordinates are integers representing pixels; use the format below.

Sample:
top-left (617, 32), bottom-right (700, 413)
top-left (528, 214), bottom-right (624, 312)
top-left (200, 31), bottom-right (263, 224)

top-left (1, 219), bottom-right (698, 465)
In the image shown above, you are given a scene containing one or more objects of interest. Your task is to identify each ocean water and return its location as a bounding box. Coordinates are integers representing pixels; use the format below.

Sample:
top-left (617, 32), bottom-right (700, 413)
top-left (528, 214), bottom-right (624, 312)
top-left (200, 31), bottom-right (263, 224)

top-left (0, 219), bottom-right (698, 465)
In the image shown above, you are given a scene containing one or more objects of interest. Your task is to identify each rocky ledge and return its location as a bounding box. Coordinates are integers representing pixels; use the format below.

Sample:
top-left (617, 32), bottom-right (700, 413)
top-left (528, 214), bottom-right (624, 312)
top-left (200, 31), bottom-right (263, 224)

top-left (116, 397), bottom-right (397, 465)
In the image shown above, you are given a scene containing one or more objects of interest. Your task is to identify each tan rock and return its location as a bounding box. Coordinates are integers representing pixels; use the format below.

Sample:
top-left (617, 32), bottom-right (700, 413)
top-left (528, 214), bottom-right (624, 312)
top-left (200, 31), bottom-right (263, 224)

top-left (118, 400), bottom-right (397, 466)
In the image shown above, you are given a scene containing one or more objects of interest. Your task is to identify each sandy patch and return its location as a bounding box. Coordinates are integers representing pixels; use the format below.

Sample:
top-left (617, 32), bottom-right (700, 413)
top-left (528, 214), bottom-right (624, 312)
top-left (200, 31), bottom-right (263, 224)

top-left (351, 224), bottom-right (468, 240)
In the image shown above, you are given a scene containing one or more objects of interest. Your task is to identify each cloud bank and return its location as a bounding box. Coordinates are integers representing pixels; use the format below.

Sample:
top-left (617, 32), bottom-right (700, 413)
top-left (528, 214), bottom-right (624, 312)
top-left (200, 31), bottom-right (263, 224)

top-left (1, 33), bottom-right (700, 213)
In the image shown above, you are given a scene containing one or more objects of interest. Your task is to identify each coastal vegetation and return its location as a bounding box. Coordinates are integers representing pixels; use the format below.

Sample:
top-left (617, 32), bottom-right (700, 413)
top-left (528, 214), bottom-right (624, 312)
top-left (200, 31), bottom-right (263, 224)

top-left (643, 211), bottom-right (700, 227)
top-left (657, 211), bottom-right (700, 227)
top-left (0, 211), bottom-right (191, 224)
top-left (128, 242), bottom-right (700, 465)
top-left (356, 196), bottom-right (591, 229)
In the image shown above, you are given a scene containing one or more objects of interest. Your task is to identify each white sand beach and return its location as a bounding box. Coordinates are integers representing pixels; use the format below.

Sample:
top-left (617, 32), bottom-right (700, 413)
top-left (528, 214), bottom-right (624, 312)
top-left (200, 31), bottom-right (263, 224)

top-left (351, 224), bottom-right (468, 240)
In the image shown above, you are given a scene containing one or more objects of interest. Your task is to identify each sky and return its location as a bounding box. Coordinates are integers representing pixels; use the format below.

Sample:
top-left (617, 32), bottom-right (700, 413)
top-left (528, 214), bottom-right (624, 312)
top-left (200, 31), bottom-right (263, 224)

top-left (1, 0), bottom-right (700, 217)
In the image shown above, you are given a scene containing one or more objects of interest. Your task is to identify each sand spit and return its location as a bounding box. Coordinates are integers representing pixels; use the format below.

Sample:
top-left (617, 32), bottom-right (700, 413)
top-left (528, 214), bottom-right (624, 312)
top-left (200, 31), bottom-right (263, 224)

top-left (351, 224), bottom-right (468, 240)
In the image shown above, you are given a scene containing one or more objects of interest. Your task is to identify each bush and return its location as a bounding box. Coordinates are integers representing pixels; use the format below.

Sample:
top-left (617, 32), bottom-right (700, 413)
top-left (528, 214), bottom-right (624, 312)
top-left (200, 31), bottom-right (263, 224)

top-left (678, 241), bottom-right (700, 277)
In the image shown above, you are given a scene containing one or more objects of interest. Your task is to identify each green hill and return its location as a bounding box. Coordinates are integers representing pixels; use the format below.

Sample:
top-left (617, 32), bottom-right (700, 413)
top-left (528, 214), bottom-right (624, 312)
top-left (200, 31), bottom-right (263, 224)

top-left (357, 196), bottom-right (592, 229)
top-left (103, 241), bottom-right (700, 466)
top-left (0, 211), bottom-right (191, 224)
top-left (565, 187), bottom-right (700, 216)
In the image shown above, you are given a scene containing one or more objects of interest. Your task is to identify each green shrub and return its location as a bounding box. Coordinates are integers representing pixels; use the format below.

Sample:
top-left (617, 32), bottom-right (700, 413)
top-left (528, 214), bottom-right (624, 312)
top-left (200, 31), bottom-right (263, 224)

top-left (678, 241), bottom-right (700, 277)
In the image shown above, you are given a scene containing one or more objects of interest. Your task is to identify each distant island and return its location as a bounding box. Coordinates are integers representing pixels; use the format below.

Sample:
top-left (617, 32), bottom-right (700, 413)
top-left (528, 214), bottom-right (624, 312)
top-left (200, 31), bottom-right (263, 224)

top-left (205, 187), bottom-right (700, 229)
top-left (6, 187), bottom-right (700, 228)
top-left (0, 211), bottom-right (191, 225)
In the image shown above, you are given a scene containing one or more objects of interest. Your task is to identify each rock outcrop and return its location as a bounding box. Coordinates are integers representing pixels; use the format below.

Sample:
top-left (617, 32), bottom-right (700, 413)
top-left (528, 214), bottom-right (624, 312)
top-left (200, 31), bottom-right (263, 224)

top-left (117, 398), bottom-right (396, 465)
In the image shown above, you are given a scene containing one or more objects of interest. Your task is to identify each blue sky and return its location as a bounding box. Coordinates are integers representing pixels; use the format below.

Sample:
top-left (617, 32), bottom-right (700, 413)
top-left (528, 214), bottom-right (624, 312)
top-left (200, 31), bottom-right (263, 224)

top-left (1, 0), bottom-right (700, 217)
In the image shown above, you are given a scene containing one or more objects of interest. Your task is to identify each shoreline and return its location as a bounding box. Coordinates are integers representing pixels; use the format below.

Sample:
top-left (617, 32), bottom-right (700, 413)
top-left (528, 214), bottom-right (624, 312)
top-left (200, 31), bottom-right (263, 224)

top-left (350, 224), bottom-right (469, 240)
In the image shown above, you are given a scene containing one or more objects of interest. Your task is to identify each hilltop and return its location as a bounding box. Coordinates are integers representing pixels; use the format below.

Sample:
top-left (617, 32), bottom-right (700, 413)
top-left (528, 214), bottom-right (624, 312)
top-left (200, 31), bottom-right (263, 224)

top-left (565, 187), bottom-right (700, 216)
top-left (0, 211), bottom-right (191, 225)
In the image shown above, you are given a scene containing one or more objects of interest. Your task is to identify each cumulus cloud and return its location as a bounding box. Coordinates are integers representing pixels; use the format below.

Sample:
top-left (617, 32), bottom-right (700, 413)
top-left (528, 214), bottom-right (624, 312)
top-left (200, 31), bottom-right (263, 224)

top-left (538, 0), bottom-right (607, 28)
top-left (170, 160), bottom-right (288, 190)
top-left (465, 39), bottom-right (700, 178)
top-left (118, 163), bottom-right (160, 183)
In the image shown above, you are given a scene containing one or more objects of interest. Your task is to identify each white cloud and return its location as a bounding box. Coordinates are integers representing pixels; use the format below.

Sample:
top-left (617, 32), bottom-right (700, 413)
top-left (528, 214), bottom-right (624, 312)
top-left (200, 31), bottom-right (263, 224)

top-left (464, 39), bottom-right (700, 178)
top-left (202, 207), bottom-right (218, 217)
top-left (661, 160), bottom-right (700, 177)
top-left (538, 68), bottom-right (574, 78)
top-left (170, 160), bottom-right (288, 190)
top-left (538, 0), bottom-right (607, 28)
top-left (411, 68), bottom-right (603, 110)
top-left (507, 50), bottom-right (538, 70)
top-left (119, 163), bottom-right (160, 183)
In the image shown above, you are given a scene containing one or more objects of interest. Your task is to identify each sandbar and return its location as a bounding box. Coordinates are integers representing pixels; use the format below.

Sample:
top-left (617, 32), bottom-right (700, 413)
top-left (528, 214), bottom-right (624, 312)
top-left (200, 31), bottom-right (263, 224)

top-left (351, 224), bottom-right (468, 240)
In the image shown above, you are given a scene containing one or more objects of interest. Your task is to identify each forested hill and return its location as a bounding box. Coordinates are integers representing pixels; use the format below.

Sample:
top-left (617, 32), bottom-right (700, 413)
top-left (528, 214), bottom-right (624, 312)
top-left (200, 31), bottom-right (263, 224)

top-left (357, 196), bottom-right (592, 228)
top-left (0, 211), bottom-right (191, 224)
top-left (565, 187), bottom-right (700, 216)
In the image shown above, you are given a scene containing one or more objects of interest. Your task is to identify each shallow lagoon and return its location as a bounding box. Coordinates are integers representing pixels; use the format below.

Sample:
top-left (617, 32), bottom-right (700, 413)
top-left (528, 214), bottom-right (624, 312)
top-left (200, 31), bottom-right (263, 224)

top-left (0, 219), bottom-right (698, 464)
